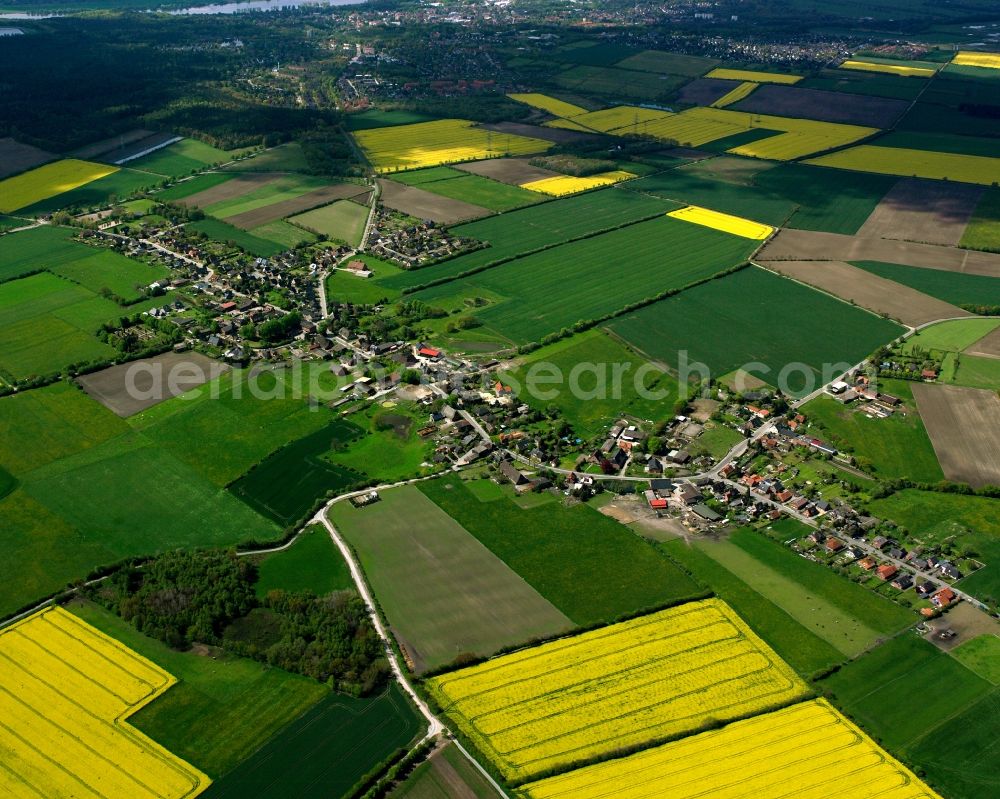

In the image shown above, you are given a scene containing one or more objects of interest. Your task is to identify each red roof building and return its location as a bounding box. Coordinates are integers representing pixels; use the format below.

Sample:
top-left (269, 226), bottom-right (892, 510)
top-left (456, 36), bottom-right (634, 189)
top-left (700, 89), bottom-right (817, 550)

top-left (419, 347), bottom-right (441, 358)
top-left (877, 564), bottom-right (898, 581)
top-left (932, 587), bottom-right (957, 607)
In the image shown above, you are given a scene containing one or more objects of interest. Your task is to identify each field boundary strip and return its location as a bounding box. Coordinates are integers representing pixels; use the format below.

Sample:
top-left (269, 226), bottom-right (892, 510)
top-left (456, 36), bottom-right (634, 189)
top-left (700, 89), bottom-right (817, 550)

top-left (667, 205), bottom-right (774, 240)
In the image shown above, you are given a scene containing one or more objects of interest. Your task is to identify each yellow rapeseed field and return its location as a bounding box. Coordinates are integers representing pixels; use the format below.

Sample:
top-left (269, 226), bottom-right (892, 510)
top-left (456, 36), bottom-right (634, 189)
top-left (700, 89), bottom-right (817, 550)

top-left (840, 59), bottom-right (936, 78)
top-left (353, 119), bottom-right (552, 173)
top-left (545, 105), bottom-right (671, 134)
top-left (508, 93), bottom-right (587, 119)
top-left (952, 51), bottom-right (1000, 70)
top-left (427, 598), bottom-right (809, 783)
top-left (0, 607), bottom-right (210, 799)
top-left (705, 68), bottom-right (802, 84)
top-left (711, 81), bottom-right (759, 108)
top-left (522, 699), bottom-right (944, 799)
top-left (668, 206), bottom-right (774, 240)
top-left (0, 158), bottom-right (117, 213)
top-left (520, 170), bottom-right (636, 196)
top-left (611, 107), bottom-right (876, 160)
top-left (806, 145), bottom-right (1000, 186)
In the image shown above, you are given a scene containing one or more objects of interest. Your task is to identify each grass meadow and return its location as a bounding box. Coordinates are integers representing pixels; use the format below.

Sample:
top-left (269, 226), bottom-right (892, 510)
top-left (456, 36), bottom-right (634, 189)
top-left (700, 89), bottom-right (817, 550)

top-left (419, 477), bottom-right (703, 625)
top-left (254, 524), bottom-right (353, 598)
top-left (289, 199), bottom-right (368, 245)
top-left (853, 260), bottom-right (1000, 306)
top-left (130, 138), bottom-right (236, 177)
top-left (610, 267), bottom-right (904, 396)
top-left (393, 166), bottom-right (541, 211)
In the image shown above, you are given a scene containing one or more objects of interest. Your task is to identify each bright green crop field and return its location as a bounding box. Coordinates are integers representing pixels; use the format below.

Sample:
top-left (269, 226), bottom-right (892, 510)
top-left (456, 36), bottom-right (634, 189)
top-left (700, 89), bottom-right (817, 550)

top-left (254, 524), bottom-right (353, 598)
top-left (414, 215), bottom-right (755, 344)
top-left (610, 267), bottom-right (904, 396)
top-left (853, 260), bottom-right (1000, 307)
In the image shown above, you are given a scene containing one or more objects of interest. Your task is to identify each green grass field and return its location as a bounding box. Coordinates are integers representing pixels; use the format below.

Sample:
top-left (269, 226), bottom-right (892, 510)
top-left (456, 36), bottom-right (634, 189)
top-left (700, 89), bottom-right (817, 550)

top-left (623, 161), bottom-right (893, 235)
top-left (345, 109), bottom-right (441, 130)
top-left (952, 635), bottom-right (1000, 685)
top-left (908, 688), bottom-right (1000, 799)
top-left (802, 379), bottom-right (943, 483)
top-left (19, 168), bottom-right (166, 215)
top-left (322, 404), bottom-right (435, 484)
top-left (0, 272), bottom-right (120, 380)
top-left (380, 188), bottom-right (678, 292)
top-left (202, 682), bottom-right (422, 798)
top-left (223, 142), bottom-right (310, 172)
top-left (615, 49), bottom-right (718, 76)
top-left (289, 199), bottom-right (368, 245)
top-left (326, 254), bottom-right (404, 304)
top-left (799, 71), bottom-right (926, 101)
top-left (0, 224), bottom-right (167, 299)
top-left (610, 266), bottom-right (904, 397)
top-left (229, 421), bottom-right (366, 526)
top-left (961, 189), bottom-right (1000, 252)
top-left (904, 318), bottom-right (1000, 354)
top-left (950, 353), bottom-right (1000, 390)
top-left (725, 527), bottom-right (915, 636)
top-left (391, 743), bottom-right (501, 799)
top-left (255, 524), bottom-right (353, 598)
top-left (822, 634), bottom-right (992, 750)
top-left (658, 538), bottom-right (843, 675)
top-left (877, 130), bottom-right (1000, 159)
top-left (187, 217), bottom-right (286, 258)
top-left (130, 368), bottom-right (337, 488)
top-left (392, 166), bottom-right (541, 211)
top-left (554, 64), bottom-right (688, 100)
top-left (156, 172), bottom-right (235, 201)
top-left (329, 484), bottom-right (572, 672)
top-left (503, 329), bottom-right (683, 437)
top-left (867, 490), bottom-right (1000, 600)
top-left (130, 138), bottom-right (236, 177)
top-left (853, 260), bottom-right (1000, 306)
top-left (414, 215), bottom-right (756, 344)
top-left (249, 219), bottom-right (316, 249)
top-left (690, 422), bottom-right (744, 459)
top-left (419, 477), bottom-right (702, 626)
top-left (68, 599), bottom-right (329, 778)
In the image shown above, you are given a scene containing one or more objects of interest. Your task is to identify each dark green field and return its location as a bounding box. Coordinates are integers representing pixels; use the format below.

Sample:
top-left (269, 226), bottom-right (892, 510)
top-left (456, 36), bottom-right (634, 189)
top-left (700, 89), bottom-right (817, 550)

top-left (381, 188), bottom-right (677, 292)
top-left (414, 215), bottom-right (755, 344)
top-left (156, 171), bottom-right (235, 201)
top-left (876, 130), bottom-right (1000, 159)
top-left (230, 421), bottom-right (366, 525)
top-left (553, 64), bottom-right (687, 100)
top-left (202, 683), bottom-right (422, 798)
top-left (345, 109), bottom-right (441, 130)
top-left (391, 167), bottom-right (540, 212)
top-left (503, 329), bottom-right (683, 437)
top-left (419, 477), bottom-right (702, 626)
top-left (853, 260), bottom-right (1000, 305)
top-left (909, 688), bottom-right (1000, 799)
top-left (802, 378), bottom-right (944, 483)
top-left (658, 538), bottom-right (843, 676)
top-left (822, 635), bottom-right (992, 750)
top-left (799, 70), bottom-right (927, 101)
top-left (255, 524), bottom-right (353, 597)
top-left (609, 266), bottom-right (904, 396)
top-left (0, 225), bottom-right (92, 283)
top-left (70, 598), bottom-right (329, 778)
top-left (188, 216), bottom-right (288, 258)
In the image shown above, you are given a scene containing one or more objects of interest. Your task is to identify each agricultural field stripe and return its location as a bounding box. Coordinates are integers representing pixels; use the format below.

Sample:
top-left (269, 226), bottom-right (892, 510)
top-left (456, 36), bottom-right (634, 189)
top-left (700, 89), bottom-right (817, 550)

top-left (711, 82), bottom-right (759, 108)
top-left (667, 205), bottom-right (774, 240)
top-left (507, 93), bottom-right (588, 119)
top-left (840, 59), bottom-right (935, 78)
top-left (705, 67), bottom-right (802, 84)
top-left (0, 159), bottom-right (118, 213)
top-left (520, 171), bottom-right (636, 196)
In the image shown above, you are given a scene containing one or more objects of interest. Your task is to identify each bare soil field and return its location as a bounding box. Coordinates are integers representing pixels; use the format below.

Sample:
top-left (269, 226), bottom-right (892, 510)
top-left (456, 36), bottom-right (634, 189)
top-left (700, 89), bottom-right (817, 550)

top-left (966, 326), bottom-right (1000, 358)
top-left (69, 129), bottom-right (154, 160)
top-left (76, 351), bottom-right (229, 417)
top-left (677, 77), bottom-right (741, 106)
top-left (912, 383), bottom-right (1000, 488)
top-left (378, 179), bottom-right (491, 224)
top-left (479, 121), bottom-right (603, 144)
top-left (924, 601), bottom-right (1000, 651)
top-left (757, 229), bottom-right (1000, 277)
top-left (0, 138), bottom-right (55, 179)
top-left (177, 172), bottom-right (283, 208)
top-left (732, 84), bottom-right (908, 128)
top-left (857, 178), bottom-right (984, 246)
top-left (764, 260), bottom-right (971, 327)
top-left (226, 184), bottom-right (371, 230)
top-left (454, 157), bottom-right (560, 185)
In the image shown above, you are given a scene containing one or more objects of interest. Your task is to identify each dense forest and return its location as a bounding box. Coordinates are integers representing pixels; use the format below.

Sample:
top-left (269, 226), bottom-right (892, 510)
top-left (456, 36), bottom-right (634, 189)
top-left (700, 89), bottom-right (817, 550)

top-left (0, 14), bottom-right (338, 151)
top-left (90, 550), bottom-right (389, 696)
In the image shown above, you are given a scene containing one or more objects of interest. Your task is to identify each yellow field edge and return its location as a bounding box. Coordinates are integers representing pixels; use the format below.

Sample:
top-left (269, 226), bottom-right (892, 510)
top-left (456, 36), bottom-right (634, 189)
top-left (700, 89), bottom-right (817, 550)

top-left (952, 51), bottom-right (1000, 70)
top-left (519, 170), bottom-right (636, 196)
top-left (840, 59), bottom-right (935, 78)
top-left (0, 159), bottom-right (118, 213)
top-left (667, 205), bottom-right (774, 240)
top-left (705, 67), bottom-right (802, 84)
